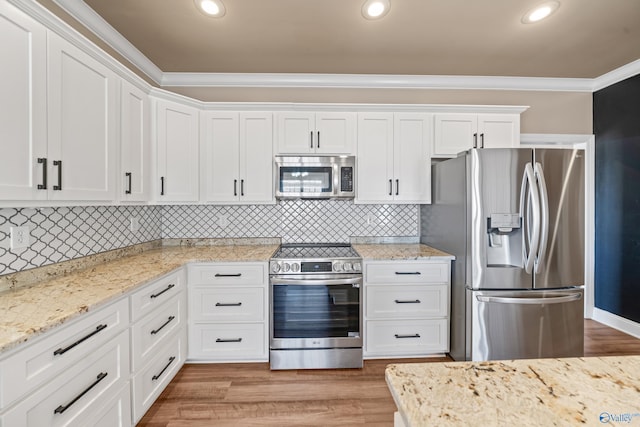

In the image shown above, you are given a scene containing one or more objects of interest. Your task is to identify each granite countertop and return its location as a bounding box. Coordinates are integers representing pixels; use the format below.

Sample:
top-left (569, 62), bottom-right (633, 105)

top-left (0, 244), bottom-right (278, 354)
top-left (353, 243), bottom-right (454, 260)
top-left (386, 356), bottom-right (640, 426)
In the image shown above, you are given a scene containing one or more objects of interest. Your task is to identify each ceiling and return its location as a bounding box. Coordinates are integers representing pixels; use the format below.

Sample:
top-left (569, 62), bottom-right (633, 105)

top-left (61, 0), bottom-right (640, 80)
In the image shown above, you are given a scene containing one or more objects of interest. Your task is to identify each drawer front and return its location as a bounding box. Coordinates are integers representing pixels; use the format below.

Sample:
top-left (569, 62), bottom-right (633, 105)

top-left (1, 330), bottom-right (129, 427)
top-left (188, 263), bottom-right (266, 286)
top-left (365, 319), bottom-right (449, 356)
top-left (88, 384), bottom-right (132, 427)
top-left (131, 292), bottom-right (186, 372)
top-left (0, 298), bottom-right (129, 409)
top-left (366, 284), bottom-right (449, 319)
top-left (188, 323), bottom-right (266, 361)
top-left (365, 261), bottom-right (449, 284)
top-left (190, 287), bottom-right (264, 322)
top-left (132, 329), bottom-right (186, 424)
top-left (130, 269), bottom-right (184, 322)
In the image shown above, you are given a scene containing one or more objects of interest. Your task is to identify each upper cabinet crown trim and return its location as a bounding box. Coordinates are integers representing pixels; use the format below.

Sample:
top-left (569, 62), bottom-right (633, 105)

top-left (17, 0), bottom-right (640, 93)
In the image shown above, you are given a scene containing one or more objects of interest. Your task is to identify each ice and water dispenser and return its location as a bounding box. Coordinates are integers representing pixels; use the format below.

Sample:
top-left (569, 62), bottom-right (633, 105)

top-left (486, 213), bottom-right (522, 268)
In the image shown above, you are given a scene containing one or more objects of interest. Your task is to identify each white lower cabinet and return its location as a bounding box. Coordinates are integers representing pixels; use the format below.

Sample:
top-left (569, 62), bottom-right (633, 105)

top-left (363, 260), bottom-right (451, 358)
top-left (187, 263), bottom-right (269, 362)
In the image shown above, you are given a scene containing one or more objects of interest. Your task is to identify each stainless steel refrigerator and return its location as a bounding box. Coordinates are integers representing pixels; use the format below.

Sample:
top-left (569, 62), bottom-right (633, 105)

top-left (422, 148), bottom-right (584, 361)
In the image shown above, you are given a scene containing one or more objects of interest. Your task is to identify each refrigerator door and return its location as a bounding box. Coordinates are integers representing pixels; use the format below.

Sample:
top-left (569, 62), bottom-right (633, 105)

top-left (469, 149), bottom-right (533, 290)
top-left (469, 288), bottom-right (584, 361)
top-left (532, 149), bottom-right (584, 289)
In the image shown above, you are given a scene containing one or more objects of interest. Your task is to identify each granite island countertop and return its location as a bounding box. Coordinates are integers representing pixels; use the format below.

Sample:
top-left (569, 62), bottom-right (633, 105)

top-left (0, 244), bottom-right (278, 354)
top-left (386, 356), bottom-right (640, 426)
top-left (353, 243), bottom-right (454, 261)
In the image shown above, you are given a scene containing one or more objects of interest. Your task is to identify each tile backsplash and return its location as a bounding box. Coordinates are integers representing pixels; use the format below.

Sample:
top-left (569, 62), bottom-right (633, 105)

top-left (0, 201), bottom-right (419, 276)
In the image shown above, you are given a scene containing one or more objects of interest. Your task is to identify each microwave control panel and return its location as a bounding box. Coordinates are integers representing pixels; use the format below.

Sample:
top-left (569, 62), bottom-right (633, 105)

top-left (340, 167), bottom-right (354, 192)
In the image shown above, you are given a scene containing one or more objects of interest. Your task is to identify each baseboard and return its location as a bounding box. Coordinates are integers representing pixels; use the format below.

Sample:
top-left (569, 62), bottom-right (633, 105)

top-left (592, 308), bottom-right (640, 339)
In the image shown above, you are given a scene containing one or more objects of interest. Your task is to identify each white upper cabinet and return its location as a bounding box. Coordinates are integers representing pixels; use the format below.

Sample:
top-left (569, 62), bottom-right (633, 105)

top-left (0, 3), bottom-right (47, 201)
top-left (357, 113), bottom-right (432, 204)
top-left (275, 112), bottom-right (356, 155)
top-left (47, 32), bottom-right (118, 201)
top-left (154, 99), bottom-right (199, 202)
top-left (433, 113), bottom-right (520, 158)
top-left (201, 112), bottom-right (273, 204)
top-left (120, 81), bottom-right (150, 202)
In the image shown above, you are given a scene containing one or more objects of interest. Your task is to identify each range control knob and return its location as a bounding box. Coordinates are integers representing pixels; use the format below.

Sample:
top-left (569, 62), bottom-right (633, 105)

top-left (353, 262), bottom-right (362, 272)
top-left (333, 262), bottom-right (343, 272)
top-left (271, 263), bottom-right (281, 273)
top-left (291, 263), bottom-right (300, 273)
top-left (283, 263), bottom-right (291, 272)
top-left (343, 262), bottom-right (352, 272)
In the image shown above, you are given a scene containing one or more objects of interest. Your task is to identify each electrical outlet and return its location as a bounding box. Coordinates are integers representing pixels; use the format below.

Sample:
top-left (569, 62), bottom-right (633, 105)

top-left (366, 213), bottom-right (378, 226)
top-left (217, 214), bottom-right (229, 228)
top-left (10, 226), bottom-right (30, 250)
top-left (129, 217), bottom-right (140, 232)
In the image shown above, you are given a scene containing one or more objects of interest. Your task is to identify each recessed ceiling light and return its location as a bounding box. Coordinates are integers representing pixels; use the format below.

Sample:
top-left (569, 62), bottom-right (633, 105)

top-left (362, 0), bottom-right (391, 20)
top-left (522, 1), bottom-right (560, 24)
top-left (194, 0), bottom-right (226, 18)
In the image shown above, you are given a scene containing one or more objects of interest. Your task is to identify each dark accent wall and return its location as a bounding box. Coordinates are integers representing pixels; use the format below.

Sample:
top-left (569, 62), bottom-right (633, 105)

top-left (593, 73), bottom-right (640, 323)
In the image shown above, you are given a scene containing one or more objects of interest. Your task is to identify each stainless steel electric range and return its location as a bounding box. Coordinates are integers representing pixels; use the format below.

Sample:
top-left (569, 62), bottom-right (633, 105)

top-left (269, 243), bottom-right (363, 370)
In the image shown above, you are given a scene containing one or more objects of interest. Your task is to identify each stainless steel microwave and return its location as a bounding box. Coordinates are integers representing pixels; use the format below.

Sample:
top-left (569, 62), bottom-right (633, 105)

top-left (275, 156), bottom-right (355, 199)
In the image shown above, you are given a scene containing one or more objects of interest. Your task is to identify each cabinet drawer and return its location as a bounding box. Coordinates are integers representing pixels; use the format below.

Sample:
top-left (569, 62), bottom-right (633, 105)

top-left (188, 323), bottom-right (266, 361)
top-left (130, 269), bottom-right (184, 322)
top-left (132, 329), bottom-right (186, 424)
top-left (365, 319), bottom-right (448, 356)
top-left (131, 292), bottom-right (186, 372)
top-left (365, 262), bottom-right (449, 284)
top-left (190, 287), bottom-right (264, 322)
top-left (188, 263), bottom-right (266, 286)
top-left (1, 330), bottom-right (129, 427)
top-left (84, 384), bottom-right (131, 427)
top-left (0, 298), bottom-right (129, 409)
top-left (366, 284), bottom-right (448, 319)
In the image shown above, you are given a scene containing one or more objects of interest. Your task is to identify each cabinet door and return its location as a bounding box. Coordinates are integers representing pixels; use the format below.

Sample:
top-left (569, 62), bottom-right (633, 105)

top-left (0, 2), bottom-right (47, 201)
top-left (120, 81), bottom-right (150, 202)
top-left (356, 113), bottom-right (394, 203)
top-left (240, 112), bottom-right (274, 203)
top-left (393, 114), bottom-right (432, 203)
top-left (433, 113), bottom-right (477, 158)
top-left (477, 114), bottom-right (520, 149)
top-left (275, 112), bottom-right (315, 154)
top-left (315, 112), bottom-right (356, 154)
top-left (47, 33), bottom-right (117, 201)
top-left (155, 99), bottom-right (199, 202)
top-left (200, 112), bottom-right (240, 202)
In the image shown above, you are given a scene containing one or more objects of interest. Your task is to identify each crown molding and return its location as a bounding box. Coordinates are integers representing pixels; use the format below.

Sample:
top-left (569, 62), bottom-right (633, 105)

top-left (27, 0), bottom-right (640, 92)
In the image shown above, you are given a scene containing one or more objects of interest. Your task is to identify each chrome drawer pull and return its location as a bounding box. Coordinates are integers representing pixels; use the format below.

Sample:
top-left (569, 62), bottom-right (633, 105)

top-left (394, 299), bottom-right (421, 304)
top-left (53, 324), bottom-right (107, 356)
top-left (150, 283), bottom-right (175, 299)
top-left (215, 302), bottom-right (242, 307)
top-left (150, 316), bottom-right (175, 335)
top-left (215, 338), bottom-right (242, 343)
top-left (152, 356), bottom-right (176, 381)
top-left (54, 372), bottom-right (107, 414)
top-left (395, 272), bottom-right (421, 275)
top-left (214, 273), bottom-right (242, 277)
top-left (394, 334), bottom-right (421, 339)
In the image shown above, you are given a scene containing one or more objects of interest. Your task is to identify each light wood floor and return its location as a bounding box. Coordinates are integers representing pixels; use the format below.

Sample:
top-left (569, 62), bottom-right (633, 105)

top-left (138, 320), bottom-right (640, 426)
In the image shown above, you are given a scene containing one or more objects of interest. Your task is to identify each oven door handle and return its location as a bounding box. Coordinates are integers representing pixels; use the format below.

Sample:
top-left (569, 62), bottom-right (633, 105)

top-left (270, 276), bottom-right (362, 286)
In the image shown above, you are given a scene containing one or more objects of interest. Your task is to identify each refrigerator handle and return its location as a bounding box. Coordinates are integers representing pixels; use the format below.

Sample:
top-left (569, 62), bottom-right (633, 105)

top-left (476, 293), bottom-right (581, 305)
top-left (521, 163), bottom-right (540, 274)
top-left (534, 162), bottom-right (550, 274)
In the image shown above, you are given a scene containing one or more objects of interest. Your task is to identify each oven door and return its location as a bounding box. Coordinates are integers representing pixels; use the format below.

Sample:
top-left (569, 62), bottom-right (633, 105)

top-left (270, 275), bottom-right (362, 349)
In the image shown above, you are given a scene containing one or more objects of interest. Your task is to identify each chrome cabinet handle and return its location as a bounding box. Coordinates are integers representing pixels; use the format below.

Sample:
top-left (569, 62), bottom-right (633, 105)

top-left (150, 283), bottom-right (175, 299)
top-left (215, 302), bottom-right (242, 307)
top-left (152, 356), bottom-right (176, 381)
top-left (37, 158), bottom-right (47, 190)
top-left (394, 299), bottom-right (421, 304)
top-left (125, 172), bottom-right (132, 194)
top-left (160, 176), bottom-right (165, 196)
top-left (54, 372), bottom-right (107, 414)
top-left (216, 338), bottom-right (242, 343)
top-left (150, 316), bottom-right (175, 335)
top-left (394, 334), bottom-right (421, 339)
top-left (53, 160), bottom-right (62, 190)
top-left (395, 271), bottom-right (421, 275)
top-left (53, 324), bottom-right (107, 356)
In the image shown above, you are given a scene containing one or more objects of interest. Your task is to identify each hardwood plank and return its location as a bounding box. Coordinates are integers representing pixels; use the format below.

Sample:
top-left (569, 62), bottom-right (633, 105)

top-left (138, 321), bottom-right (640, 426)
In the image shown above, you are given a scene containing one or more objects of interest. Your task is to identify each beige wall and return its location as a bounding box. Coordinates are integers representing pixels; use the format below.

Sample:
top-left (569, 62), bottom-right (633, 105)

top-left (167, 87), bottom-right (593, 134)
